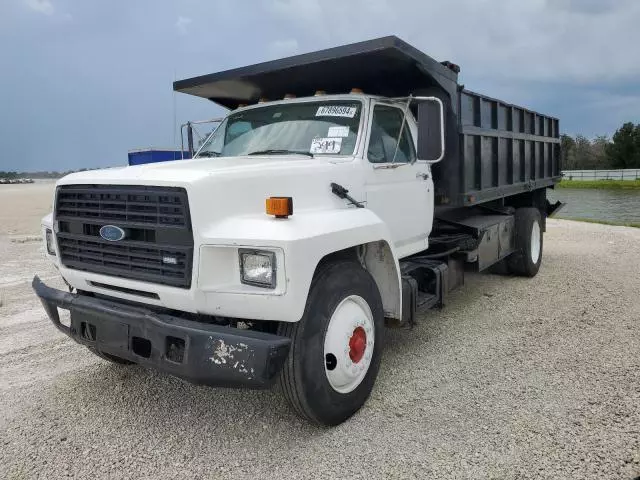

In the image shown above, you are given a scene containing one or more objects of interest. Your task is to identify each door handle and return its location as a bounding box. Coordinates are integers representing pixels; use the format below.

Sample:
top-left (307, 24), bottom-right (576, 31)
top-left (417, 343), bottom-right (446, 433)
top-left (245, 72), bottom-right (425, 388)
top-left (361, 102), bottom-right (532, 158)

top-left (416, 172), bottom-right (430, 180)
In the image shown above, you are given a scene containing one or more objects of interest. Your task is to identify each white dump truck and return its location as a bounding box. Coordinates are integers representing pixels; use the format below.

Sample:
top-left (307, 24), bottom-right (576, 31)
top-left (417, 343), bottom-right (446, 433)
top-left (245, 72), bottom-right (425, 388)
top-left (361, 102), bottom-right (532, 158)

top-left (33, 36), bottom-right (562, 425)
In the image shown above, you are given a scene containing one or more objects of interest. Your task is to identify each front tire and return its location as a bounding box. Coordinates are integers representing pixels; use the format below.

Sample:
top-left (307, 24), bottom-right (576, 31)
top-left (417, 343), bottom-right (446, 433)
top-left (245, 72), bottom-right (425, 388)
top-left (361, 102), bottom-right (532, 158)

top-left (508, 207), bottom-right (543, 277)
top-left (278, 260), bottom-right (384, 426)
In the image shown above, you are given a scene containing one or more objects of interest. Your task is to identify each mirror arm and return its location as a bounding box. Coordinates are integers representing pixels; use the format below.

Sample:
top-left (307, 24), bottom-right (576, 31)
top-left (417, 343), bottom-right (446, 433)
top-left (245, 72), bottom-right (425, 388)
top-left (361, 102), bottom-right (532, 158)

top-left (186, 118), bottom-right (224, 159)
top-left (390, 95), bottom-right (413, 164)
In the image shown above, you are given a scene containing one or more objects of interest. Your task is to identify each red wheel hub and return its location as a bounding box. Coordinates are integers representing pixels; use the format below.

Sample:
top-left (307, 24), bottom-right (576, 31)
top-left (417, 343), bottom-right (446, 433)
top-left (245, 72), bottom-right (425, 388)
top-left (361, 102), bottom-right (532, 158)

top-left (348, 327), bottom-right (367, 363)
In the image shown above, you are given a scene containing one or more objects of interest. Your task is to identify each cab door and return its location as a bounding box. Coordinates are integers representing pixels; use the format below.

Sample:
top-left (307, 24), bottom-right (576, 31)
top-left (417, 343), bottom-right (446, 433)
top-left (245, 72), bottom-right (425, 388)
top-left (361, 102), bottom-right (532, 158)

top-left (363, 101), bottom-right (434, 258)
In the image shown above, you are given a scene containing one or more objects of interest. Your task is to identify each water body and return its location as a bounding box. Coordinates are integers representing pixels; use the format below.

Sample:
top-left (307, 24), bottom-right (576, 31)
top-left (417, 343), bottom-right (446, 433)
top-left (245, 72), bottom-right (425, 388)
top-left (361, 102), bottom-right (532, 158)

top-left (549, 188), bottom-right (640, 224)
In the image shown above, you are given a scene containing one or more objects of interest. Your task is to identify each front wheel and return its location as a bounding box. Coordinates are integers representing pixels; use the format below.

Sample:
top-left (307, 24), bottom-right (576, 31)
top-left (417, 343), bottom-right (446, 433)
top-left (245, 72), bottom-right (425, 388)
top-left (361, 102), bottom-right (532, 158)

top-left (278, 260), bottom-right (384, 425)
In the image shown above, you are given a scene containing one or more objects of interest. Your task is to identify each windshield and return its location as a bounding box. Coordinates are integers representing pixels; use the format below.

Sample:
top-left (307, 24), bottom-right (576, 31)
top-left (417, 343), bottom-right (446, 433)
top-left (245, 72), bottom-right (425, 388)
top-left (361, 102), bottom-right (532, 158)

top-left (195, 100), bottom-right (362, 158)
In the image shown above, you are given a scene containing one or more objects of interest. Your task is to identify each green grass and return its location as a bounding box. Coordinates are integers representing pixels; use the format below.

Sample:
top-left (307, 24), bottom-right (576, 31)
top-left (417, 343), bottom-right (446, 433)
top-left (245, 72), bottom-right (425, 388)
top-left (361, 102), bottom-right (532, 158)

top-left (559, 217), bottom-right (640, 228)
top-left (557, 179), bottom-right (640, 190)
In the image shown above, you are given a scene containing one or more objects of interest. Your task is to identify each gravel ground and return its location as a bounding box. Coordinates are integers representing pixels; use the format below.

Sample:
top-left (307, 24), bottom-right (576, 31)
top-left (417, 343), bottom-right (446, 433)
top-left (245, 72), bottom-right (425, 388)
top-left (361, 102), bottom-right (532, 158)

top-left (1, 183), bottom-right (640, 479)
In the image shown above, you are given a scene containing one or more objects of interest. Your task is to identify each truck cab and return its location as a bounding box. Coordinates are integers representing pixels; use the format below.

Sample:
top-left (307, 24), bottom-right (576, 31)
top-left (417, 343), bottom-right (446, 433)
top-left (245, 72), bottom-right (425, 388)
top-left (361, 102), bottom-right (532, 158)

top-left (194, 92), bottom-right (438, 257)
top-left (33, 36), bottom-right (561, 426)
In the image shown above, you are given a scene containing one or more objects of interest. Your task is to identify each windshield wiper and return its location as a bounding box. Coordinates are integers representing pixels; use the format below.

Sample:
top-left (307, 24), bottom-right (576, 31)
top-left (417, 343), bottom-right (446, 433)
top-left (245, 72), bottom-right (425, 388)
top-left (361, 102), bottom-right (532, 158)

top-left (247, 149), bottom-right (314, 158)
top-left (195, 151), bottom-right (220, 158)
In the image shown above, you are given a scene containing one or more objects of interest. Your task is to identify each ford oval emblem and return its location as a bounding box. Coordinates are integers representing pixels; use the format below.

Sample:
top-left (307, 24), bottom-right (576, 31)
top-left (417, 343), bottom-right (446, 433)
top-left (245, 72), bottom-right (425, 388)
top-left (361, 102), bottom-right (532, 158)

top-left (99, 225), bottom-right (126, 242)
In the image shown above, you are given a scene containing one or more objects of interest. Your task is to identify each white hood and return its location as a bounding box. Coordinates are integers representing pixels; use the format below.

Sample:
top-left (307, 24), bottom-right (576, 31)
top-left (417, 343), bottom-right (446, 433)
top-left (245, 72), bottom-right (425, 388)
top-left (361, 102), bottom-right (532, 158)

top-left (58, 156), bottom-right (329, 185)
top-left (56, 156), bottom-right (366, 232)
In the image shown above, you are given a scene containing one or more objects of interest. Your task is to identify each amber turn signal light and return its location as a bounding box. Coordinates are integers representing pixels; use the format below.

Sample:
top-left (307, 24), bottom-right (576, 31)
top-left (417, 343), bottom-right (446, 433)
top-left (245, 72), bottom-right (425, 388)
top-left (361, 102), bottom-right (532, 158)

top-left (266, 197), bottom-right (293, 218)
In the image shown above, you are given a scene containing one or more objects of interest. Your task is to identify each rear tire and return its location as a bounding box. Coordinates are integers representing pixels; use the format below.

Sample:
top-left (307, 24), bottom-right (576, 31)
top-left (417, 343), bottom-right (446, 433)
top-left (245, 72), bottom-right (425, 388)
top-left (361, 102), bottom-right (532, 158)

top-left (87, 347), bottom-right (135, 365)
top-left (278, 260), bottom-right (384, 426)
top-left (508, 207), bottom-right (543, 277)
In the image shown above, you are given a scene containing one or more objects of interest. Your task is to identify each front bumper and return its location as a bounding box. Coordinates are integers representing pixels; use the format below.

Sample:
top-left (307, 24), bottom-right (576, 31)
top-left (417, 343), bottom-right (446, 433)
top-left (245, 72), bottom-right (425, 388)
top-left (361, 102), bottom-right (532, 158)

top-left (32, 276), bottom-right (291, 388)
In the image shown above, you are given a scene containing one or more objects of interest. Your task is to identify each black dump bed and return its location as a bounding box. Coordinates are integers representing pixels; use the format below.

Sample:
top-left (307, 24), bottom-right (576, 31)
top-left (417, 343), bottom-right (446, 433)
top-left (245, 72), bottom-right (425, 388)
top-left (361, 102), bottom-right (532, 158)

top-left (174, 36), bottom-right (560, 207)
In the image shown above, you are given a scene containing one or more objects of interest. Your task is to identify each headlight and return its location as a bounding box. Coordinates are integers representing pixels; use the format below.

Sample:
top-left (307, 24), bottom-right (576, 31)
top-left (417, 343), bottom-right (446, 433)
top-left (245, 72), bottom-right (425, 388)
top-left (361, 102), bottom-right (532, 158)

top-left (239, 249), bottom-right (276, 288)
top-left (45, 229), bottom-right (56, 256)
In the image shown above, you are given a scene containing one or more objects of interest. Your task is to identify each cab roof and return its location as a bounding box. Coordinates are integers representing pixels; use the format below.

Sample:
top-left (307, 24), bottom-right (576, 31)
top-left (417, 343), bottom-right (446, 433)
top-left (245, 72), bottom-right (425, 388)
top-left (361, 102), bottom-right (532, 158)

top-left (173, 36), bottom-right (459, 110)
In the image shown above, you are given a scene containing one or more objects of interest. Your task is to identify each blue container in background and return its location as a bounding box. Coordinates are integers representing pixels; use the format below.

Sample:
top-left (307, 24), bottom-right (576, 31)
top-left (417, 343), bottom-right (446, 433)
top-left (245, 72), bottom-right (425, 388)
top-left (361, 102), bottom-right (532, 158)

top-left (128, 148), bottom-right (191, 166)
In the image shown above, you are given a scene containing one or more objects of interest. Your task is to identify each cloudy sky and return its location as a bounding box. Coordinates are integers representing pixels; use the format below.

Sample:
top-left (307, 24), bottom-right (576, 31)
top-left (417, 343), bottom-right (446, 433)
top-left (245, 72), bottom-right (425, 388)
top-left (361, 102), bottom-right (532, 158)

top-left (1, 0), bottom-right (639, 171)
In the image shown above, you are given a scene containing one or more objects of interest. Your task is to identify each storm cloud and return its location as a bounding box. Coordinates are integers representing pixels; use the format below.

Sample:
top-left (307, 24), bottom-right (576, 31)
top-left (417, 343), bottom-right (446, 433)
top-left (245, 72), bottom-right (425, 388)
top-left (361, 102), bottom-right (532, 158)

top-left (1, 0), bottom-right (638, 171)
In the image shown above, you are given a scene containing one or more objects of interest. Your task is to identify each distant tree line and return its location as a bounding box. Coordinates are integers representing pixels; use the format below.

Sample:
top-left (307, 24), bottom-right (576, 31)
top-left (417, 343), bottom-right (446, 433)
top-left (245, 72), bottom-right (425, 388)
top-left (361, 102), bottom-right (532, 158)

top-left (562, 122), bottom-right (640, 170)
top-left (0, 168), bottom-right (94, 179)
top-left (3, 123), bottom-right (640, 175)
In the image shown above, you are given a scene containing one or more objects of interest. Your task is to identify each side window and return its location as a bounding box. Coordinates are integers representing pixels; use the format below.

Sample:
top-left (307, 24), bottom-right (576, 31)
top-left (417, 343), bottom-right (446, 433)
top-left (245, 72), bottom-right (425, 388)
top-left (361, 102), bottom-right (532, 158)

top-left (367, 105), bottom-right (417, 164)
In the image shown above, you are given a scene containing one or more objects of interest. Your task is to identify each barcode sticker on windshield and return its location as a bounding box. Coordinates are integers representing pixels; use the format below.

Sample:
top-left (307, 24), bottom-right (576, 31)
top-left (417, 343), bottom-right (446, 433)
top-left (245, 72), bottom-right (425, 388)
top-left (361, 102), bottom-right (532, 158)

top-left (316, 106), bottom-right (357, 118)
top-left (327, 126), bottom-right (350, 138)
top-left (310, 137), bottom-right (342, 154)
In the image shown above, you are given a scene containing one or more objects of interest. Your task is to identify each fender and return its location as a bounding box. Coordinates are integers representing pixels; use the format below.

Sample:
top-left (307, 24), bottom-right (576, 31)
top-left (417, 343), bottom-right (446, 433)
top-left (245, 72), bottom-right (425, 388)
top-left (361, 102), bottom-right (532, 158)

top-left (198, 207), bottom-right (403, 322)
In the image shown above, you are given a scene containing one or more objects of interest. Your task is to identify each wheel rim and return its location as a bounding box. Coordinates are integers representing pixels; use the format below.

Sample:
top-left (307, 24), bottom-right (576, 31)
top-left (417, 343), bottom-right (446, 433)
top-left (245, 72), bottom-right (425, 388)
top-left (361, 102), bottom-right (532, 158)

top-left (324, 295), bottom-right (375, 394)
top-left (530, 220), bottom-right (541, 264)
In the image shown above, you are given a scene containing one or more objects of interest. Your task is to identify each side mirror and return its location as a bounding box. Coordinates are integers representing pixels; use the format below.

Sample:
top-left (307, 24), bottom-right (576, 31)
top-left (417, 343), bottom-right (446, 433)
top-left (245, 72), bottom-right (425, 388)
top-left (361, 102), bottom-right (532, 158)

top-left (186, 123), bottom-right (195, 157)
top-left (417, 98), bottom-right (445, 163)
